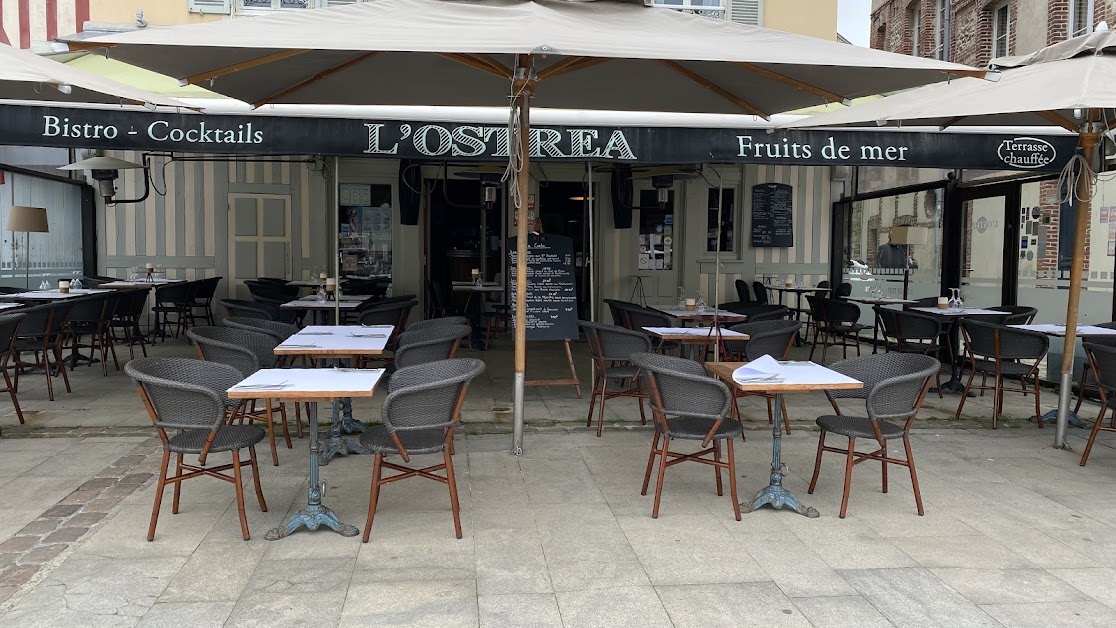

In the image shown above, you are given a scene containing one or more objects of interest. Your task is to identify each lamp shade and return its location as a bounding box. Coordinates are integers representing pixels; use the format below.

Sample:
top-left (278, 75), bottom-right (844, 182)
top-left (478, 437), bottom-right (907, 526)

top-left (889, 226), bottom-right (927, 245)
top-left (6, 206), bottom-right (49, 233)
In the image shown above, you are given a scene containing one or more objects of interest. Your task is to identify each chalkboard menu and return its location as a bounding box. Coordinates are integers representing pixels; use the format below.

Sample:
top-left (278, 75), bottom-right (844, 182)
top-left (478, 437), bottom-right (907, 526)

top-left (508, 234), bottom-right (578, 341)
top-left (751, 183), bottom-right (794, 248)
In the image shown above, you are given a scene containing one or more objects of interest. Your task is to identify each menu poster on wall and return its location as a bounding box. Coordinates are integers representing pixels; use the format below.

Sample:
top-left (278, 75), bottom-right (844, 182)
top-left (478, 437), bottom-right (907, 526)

top-left (751, 183), bottom-right (794, 248)
top-left (339, 183), bottom-right (372, 207)
top-left (508, 234), bottom-right (578, 342)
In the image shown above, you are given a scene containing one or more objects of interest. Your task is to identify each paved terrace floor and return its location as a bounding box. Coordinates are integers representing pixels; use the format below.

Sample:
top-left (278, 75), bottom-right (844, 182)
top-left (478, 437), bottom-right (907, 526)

top-left (0, 336), bottom-right (1114, 627)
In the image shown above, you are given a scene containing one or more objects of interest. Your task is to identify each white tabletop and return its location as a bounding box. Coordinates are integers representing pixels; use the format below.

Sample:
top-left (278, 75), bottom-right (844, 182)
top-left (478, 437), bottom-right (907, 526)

top-left (730, 361), bottom-right (862, 391)
top-left (227, 367), bottom-right (385, 400)
top-left (654, 307), bottom-right (748, 319)
top-left (99, 280), bottom-right (183, 288)
top-left (1010, 324), bottom-right (1116, 337)
top-left (3, 289), bottom-right (110, 299)
top-left (452, 282), bottom-right (504, 293)
top-left (642, 326), bottom-right (748, 338)
top-left (0, 303), bottom-right (24, 310)
top-left (912, 307), bottom-right (1005, 317)
top-left (287, 279), bottom-right (324, 287)
top-left (297, 294), bottom-right (367, 302)
top-left (768, 286), bottom-right (829, 293)
top-left (274, 325), bottom-right (393, 355)
top-left (281, 298), bottom-right (363, 310)
top-left (846, 297), bottom-right (916, 305)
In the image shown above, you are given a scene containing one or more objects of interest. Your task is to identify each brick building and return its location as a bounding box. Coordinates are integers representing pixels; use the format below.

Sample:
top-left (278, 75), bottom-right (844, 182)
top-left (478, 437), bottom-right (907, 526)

top-left (869, 0), bottom-right (1116, 277)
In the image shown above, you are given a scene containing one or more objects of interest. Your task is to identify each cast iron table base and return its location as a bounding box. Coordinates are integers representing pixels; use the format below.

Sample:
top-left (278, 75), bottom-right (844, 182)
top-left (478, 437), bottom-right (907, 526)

top-left (741, 393), bottom-right (819, 518)
top-left (320, 398), bottom-right (369, 465)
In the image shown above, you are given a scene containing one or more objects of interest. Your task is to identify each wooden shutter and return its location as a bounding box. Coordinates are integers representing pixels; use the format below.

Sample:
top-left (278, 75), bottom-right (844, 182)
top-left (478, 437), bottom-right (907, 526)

top-left (729, 0), bottom-right (762, 26)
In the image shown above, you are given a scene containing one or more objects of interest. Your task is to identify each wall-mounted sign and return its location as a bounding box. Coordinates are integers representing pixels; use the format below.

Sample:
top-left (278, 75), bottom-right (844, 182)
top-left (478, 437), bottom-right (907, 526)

top-left (2, 104), bottom-right (1078, 171)
top-left (751, 183), bottom-right (794, 248)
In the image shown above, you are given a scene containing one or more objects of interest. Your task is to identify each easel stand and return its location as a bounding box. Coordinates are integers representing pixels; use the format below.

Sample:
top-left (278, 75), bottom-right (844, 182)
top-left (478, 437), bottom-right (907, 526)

top-left (524, 339), bottom-right (582, 398)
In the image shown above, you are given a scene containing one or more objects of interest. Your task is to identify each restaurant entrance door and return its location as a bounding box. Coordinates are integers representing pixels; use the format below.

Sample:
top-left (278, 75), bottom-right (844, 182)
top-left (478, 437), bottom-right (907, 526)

top-left (957, 182), bottom-right (1021, 308)
top-left (227, 193), bottom-right (292, 300)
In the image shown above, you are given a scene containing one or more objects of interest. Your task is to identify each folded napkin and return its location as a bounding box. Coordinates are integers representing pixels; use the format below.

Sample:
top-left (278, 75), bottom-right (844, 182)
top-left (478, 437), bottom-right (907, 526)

top-left (732, 354), bottom-right (781, 383)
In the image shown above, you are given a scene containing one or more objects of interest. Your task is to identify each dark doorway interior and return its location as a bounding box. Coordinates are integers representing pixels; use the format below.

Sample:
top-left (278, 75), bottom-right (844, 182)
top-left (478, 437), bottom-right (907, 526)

top-left (427, 178), bottom-right (502, 315)
top-left (539, 181), bottom-right (594, 320)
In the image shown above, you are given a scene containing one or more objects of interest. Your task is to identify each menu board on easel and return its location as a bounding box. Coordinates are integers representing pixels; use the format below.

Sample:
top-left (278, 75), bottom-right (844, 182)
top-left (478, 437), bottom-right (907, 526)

top-left (751, 183), bottom-right (794, 248)
top-left (508, 234), bottom-right (578, 342)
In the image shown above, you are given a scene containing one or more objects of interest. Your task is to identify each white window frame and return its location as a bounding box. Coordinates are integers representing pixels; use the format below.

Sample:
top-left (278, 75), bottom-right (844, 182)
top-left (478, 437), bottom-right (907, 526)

top-left (991, 2), bottom-right (1010, 59)
top-left (933, 0), bottom-right (949, 61)
top-left (652, 0), bottom-right (727, 19)
top-left (237, 0), bottom-right (322, 12)
top-left (909, 6), bottom-right (921, 56)
top-left (1070, 0), bottom-right (1095, 38)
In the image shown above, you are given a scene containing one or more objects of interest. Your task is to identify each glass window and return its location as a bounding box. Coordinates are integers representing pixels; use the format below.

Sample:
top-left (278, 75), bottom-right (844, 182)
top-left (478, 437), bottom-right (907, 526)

top-left (934, 0), bottom-right (949, 61)
top-left (910, 7), bottom-right (921, 56)
top-left (992, 3), bottom-right (1010, 59)
top-left (637, 190), bottom-right (674, 271)
top-left (1071, 0), bottom-right (1094, 38)
top-left (338, 183), bottom-right (393, 282)
top-left (707, 188), bottom-right (735, 253)
top-left (651, 0), bottom-right (726, 19)
top-left (240, 0), bottom-right (314, 8)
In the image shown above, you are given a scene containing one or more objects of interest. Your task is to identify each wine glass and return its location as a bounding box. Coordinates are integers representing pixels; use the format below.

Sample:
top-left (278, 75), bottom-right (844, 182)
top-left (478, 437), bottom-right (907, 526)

top-left (70, 271), bottom-right (83, 291)
top-left (38, 274), bottom-right (50, 291)
top-left (696, 291), bottom-right (706, 313)
top-left (676, 286), bottom-right (686, 309)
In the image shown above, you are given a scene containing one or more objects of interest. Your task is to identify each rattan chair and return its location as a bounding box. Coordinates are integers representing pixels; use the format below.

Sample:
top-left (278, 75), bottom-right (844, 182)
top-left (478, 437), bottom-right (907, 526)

top-left (805, 294), bottom-right (828, 360)
top-left (956, 319), bottom-right (1048, 428)
top-left (360, 358), bottom-right (485, 541)
top-left (1074, 322), bottom-right (1116, 414)
top-left (630, 352), bottom-right (742, 520)
top-left (219, 298), bottom-right (276, 321)
top-left (821, 299), bottom-right (866, 361)
top-left (190, 276), bottom-right (222, 326)
top-left (580, 321), bottom-right (651, 437)
top-left (66, 293), bottom-right (120, 376)
top-left (394, 324), bottom-right (469, 369)
top-left (734, 279), bottom-right (752, 304)
top-left (126, 357), bottom-right (267, 541)
top-left (152, 282), bottom-right (193, 340)
top-left (604, 298), bottom-right (634, 328)
top-left (222, 317), bottom-right (299, 343)
top-left (624, 306), bottom-right (678, 353)
top-left (745, 305), bottom-right (790, 323)
top-left (358, 299), bottom-right (416, 360)
top-left (0, 313), bottom-right (26, 423)
top-left (875, 307), bottom-right (945, 397)
top-left (187, 326), bottom-right (293, 465)
top-left (110, 287), bottom-right (151, 360)
top-left (988, 305), bottom-right (1038, 325)
top-left (406, 316), bottom-right (469, 332)
top-left (807, 353), bottom-right (938, 518)
top-left (751, 281), bottom-right (769, 305)
top-left (1079, 342), bottom-right (1116, 466)
top-left (725, 320), bottom-right (799, 434)
top-left (12, 301), bottom-right (73, 401)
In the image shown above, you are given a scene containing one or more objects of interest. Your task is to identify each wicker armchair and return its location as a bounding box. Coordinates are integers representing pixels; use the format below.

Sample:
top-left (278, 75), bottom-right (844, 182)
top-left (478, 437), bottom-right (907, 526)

top-left (12, 301), bottom-right (73, 401)
top-left (821, 299), bottom-right (866, 361)
top-left (808, 353), bottom-right (938, 518)
top-left (630, 352), bottom-right (742, 520)
top-left (360, 358), bottom-right (486, 541)
top-left (0, 313), bottom-right (26, 424)
top-left (187, 326), bottom-right (292, 465)
top-left (580, 321), bottom-right (651, 437)
top-left (222, 317), bottom-right (299, 343)
top-left (219, 298), bottom-right (276, 321)
top-left (956, 319), bottom-right (1048, 428)
top-left (725, 320), bottom-right (799, 434)
top-left (66, 293), bottom-right (120, 376)
top-left (1080, 343), bottom-right (1116, 466)
top-left (407, 316), bottom-right (469, 332)
top-left (1074, 322), bottom-right (1116, 414)
top-left (874, 307), bottom-right (945, 398)
top-left (125, 357), bottom-right (267, 541)
top-left (394, 324), bottom-right (469, 369)
top-left (110, 287), bottom-right (151, 360)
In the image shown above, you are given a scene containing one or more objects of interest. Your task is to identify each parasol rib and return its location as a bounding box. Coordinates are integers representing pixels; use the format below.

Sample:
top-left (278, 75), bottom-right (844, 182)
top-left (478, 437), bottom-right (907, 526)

top-left (181, 49), bottom-right (310, 86)
top-left (660, 60), bottom-right (767, 118)
top-left (732, 62), bottom-right (849, 105)
top-left (437, 53), bottom-right (513, 79)
top-left (1037, 110), bottom-right (1081, 133)
top-left (537, 57), bottom-right (612, 81)
top-left (252, 52), bottom-right (380, 108)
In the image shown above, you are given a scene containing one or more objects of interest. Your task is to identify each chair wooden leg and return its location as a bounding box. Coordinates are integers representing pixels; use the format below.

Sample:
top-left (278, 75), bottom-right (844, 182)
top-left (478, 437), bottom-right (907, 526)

top-left (780, 396), bottom-right (791, 435)
top-left (904, 435), bottom-right (925, 516)
top-left (765, 396), bottom-right (774, 425)
top-left (1074, 368), bottom-right (1088, 413)
top-left (265, 401), bottom-right (279, 466)
top-left (641, 431), bottom-right (659, 496)
top-left (595, 378), bottom-right (608, 438)
top-left (42, 351), bottom-right (55, 402)
top-left (993, 373), bottom-right (1004, 429)
top-left (248, 445), bottom-right (267, 511)
top-left (586, 376), bottom-right (600, 428)
top-left (148, 450), bottom-right (171, 542)
top-left (362, 453), bottom-right (384, 543)
top-left (651, 436), bottom-right (670, 519)
top-left (727, 437), bottom-right (741, 521)
top-left (54, 345), bottom-right (71, 393)
top-left (935, 369), bottom-right (944, 399)
top-left (712, 440), bottom-right (723, 497)
top-left (808, 430), bottom-right (826, 494)
top-left (1033, 376), bottom-right (1043, 428)
top-left (170, 453), bottom-right (185, 514)
top-left (839, 438), bottom-right (856, 518)
top-left (444, 448), bottom-right (463, 539)
top-left (2, 369), bottom-right (24, 424)
top-left (955, 368), bottom-right (977, 418)
top-left (636, 378), bottom-right (647, 425)
top-left (881, 443), bottom-right (889, 494)
top-left (1080, 405), bottom-right (1107, 466)
top-left (231, 449), bottom-right (250, 541)
top-left (278, 402), bottom-right (293, 449)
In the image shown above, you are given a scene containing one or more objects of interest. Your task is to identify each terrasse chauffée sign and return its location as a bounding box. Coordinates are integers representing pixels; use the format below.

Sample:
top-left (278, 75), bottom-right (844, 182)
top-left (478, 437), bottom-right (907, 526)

top-left (6, 104), bottom-right (1076, 170)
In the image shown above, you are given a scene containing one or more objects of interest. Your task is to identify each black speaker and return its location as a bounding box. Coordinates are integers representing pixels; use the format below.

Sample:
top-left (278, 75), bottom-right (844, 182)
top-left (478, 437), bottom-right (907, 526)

top-left (398, 159), bottom-right (421, 225)
top-left (611, 164), bottom-right (633, 229)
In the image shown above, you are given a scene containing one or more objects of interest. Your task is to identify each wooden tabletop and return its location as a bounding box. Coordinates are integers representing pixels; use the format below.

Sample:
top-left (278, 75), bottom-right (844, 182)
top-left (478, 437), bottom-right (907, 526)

top-left (227, 368), bottom-right (385, 400)
top-left (273, 325), bottom-right (392, 356)
top-left (706, 361), bottom-right (863, 393)
top-left (643, 327), bottom-right (749, 343)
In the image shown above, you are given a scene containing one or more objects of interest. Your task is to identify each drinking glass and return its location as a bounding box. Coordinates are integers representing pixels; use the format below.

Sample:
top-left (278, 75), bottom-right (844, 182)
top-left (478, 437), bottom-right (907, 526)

top-left (39, 274), bottom-right (51, 291)
top-left (677, 286), bottom-right (686, 309)
top-left (696, 291), bottom-right (706, 313)
top-left (71, 271), bottom-right (83, 291)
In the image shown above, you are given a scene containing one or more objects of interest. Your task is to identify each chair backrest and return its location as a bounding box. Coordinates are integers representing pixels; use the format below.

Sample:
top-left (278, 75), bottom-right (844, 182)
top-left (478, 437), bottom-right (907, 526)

top-left (381, 358), bottom-right (486, 456)
top-left (407, 316), bottom-right (469, 332)
top-left (912, 296), bottom-right (939, 307)
top-left (730, 319), bottom-right (799, 361)
top-left (805, 294), bottom-right (827, 324)
top-left (0, 313), bottom-right (25, 358)
top-left (579, 320), bottom-right (652, 362)
top-left (218, 298), bottom-right (276, 321)
top-left (878, 308), bottom-right (941, 351)
top-left (825, 353), bottom-right (939, 424)
top-left (1085, 342), bottom-right (1116, 395)
top-left (187, 326), bottom-right (278, 376)
top-left (734, 279), bottom-right (752, 304)
top-left (990, 305), bottom-right (1038, 325)
top-left (116, 287), bottom-right (152, 320)
top-left (630, 352), bottom-right (731, 430)
top-left (603, 299), bottom-right (633, 327)
top-left (747, 305), bottom-right (790, 322)
top-left (961, 318), bottom-right (1048, 362)
top-left (245, 279), bottom-right (298, 301)
top-left (836, 282), bottom-right (853, 298)
top-left (816, 280), bottom-right (831, 289)
top-left (751, 281), bottom-right (769, 305)
top-left (195, 276), bottom-right (222, 301)
top-left (222, 316), bottom-right (299, 342)
top-left (154, 282), bottom-right (191, 305)
top-left (358, 300), bottom-right (415, 328)
top-left (823, 299), bottom-right (860, 325)
top-left (125, 357), bottom-right (240, 437)
top-left (394, 324), bottom-right (469, 368)
top-left (1084, 322), bottom-right (1116, 348)
top-left (624, 306), bottom-right (672, 330)
top-left (67, 293), bottom-right (112, 325)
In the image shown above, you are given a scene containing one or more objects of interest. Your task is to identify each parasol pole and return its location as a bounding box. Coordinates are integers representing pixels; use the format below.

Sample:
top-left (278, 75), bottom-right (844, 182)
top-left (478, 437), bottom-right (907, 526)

top-left (1055, 124), bottom-right (1100, 448)
top-left (713, 167), bottom-right (723, 361)
top-left (511, 55), bottom-right (534, 455)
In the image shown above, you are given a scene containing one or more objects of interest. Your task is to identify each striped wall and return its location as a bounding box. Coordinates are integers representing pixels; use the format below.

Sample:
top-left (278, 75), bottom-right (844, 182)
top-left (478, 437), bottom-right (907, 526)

top-left (99, 151), bottom-right (331, 299)
top-left (0, 0), bottom-right (88, 49)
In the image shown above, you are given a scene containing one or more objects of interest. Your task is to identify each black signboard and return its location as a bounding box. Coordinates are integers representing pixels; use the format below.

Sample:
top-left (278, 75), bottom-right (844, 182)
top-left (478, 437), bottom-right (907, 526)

top-left (508, 234), bottom-right (578, 342)
top-left (751, 183), bottom-right (794, 248)
top-left (0, 103), bottom-right (1078, 171)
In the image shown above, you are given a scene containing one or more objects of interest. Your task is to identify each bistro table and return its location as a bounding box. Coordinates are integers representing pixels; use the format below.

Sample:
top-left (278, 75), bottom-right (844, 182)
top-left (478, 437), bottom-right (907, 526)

top-left (643, 326), bottom-right (748, 361)
top-left (0, 303), bottom-right (24, 311)
top-left (274, 325), bottom-right (392, 463)
top-left (767, 285), bottom-right (831, 343)
top-left (1009, 324), bottom-right (1116, 337)
top-left (0, 288), bottom-right (110, 300)
top-left (98, 279), bottom-right (186, 288)
top-left (280, 297), bottom-right (366, 325)
top-left (452, 281), bottom-right (503, 349)
top-left (228, 366), bottom-right (384, 540)
top-left (706, 360), bottom-right (862, 517)
top-left (912, 307), bottom-right (1006, 393)
top-left (845, 296), bottom-right (917, 353)
top-left (652, 306), bottom-right (749, 326)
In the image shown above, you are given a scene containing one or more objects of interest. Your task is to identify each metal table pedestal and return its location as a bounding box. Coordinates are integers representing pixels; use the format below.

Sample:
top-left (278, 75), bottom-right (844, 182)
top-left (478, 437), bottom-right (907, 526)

top-left (741, 392), bottom-right (820, 518)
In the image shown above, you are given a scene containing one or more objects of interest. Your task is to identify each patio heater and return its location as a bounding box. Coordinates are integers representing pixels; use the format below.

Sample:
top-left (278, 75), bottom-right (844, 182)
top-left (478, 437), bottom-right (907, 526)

top-left (889, 225), bottom-right (927, 300)
top-left (7, 206), bottom-right (49, 289)
top-left (479, 174), bottom-right (500, 281)
top-left (652, 175), bottom-right (674, 208)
